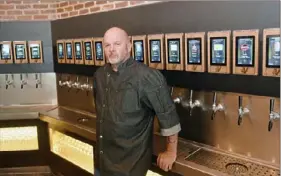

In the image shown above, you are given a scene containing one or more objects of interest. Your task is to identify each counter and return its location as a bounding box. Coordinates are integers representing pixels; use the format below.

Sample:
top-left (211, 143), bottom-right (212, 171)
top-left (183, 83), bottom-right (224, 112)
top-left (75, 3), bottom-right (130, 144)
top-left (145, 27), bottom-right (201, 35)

top-left (0, 105), bottom-right (279, 176)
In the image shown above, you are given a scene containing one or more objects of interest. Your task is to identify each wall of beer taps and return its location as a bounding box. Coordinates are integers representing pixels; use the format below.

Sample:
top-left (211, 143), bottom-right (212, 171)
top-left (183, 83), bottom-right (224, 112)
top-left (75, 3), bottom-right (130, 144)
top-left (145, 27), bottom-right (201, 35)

top-left (0, 22), bottom-right (57, 106)
top-left (51, 1), bottom-right (280, 167)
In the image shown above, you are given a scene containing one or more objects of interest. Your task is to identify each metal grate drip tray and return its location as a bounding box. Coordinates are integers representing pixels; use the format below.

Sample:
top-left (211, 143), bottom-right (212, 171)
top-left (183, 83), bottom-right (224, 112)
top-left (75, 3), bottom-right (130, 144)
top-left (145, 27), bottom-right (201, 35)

top-left (185, 149), bottom-right (280, 176)
top-left (177, 141), bottom-right (200, 158)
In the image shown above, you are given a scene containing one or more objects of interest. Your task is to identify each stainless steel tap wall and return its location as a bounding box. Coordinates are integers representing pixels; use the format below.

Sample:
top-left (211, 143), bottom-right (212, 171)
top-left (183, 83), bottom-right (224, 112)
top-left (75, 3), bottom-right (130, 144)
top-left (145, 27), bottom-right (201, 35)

top-left (55, 73), bottom-right (280, 166)
top-left (0, 73), bottom-right (57, 106)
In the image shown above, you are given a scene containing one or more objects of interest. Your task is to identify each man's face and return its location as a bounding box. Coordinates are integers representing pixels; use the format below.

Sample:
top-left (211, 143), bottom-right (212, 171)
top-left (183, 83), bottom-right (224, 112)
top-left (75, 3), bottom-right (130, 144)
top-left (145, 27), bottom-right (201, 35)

top-left (103, 29), bottom-right (131, 65)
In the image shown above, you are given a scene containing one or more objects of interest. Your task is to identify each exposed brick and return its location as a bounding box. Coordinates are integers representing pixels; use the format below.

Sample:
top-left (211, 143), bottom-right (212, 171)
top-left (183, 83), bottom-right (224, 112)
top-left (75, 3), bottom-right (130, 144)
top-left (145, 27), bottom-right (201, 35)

top-left (17, 15), bottom-right (33, 20)
top-left (0, 11), bottom-right (5, 15)
top-left (49, 4), bottom-right (57, 8)
top-left (90, 6), bottom-right (100, 13)
top-left (1, 15), bottom-right (16, 20)
top-left (74, 4), bottom-right (83, 10)
top-left (7, 10), bottom-right (22, 15)
top-left (85, 1), bottom-right (95, 8)
top-left (41, 9), bottom-right (56, 14)
top-left (33, 4), bottom-right (49, 9)
top-left (96, 1), bottom-right (107, 5)
top-left (102, 4), bottom-right (114, 11)
top-left (69, 1), bottom-right (78, 5)
top-left (59, 1), bottom-right (68, 7)
top-left (79, 9), bottom-right (89, 15)
top-left (130, 1), bottom-right (145, 6)
top-left (24, 10), bottom-right (40, 15)
top-left (0, 4), bottom-right (14, 10)
top-left (5, 0), bottom-right (22, 4)
top-left (15, 4), bottom-right (31, 9)
top-left (33, 14), bottom-right (49, 20)
top-left (57, 8), bottom-right (64, 13)
top-left (65, 6), bottom-right (73, 12)
top-left (69, 10), bottom-right (78, 17)
top-left (61, 12), bottom-right (68, 18)
top-left (115, 1), bottom-right (128, 9)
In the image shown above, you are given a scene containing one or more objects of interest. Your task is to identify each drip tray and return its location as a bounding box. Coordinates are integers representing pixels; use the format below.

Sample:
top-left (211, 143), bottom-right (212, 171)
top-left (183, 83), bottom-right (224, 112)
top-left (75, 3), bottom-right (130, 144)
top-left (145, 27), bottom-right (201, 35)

top-left (185, 149), bottom-right (280, 176)
top-left (177, 141), bottom-right (200, 157)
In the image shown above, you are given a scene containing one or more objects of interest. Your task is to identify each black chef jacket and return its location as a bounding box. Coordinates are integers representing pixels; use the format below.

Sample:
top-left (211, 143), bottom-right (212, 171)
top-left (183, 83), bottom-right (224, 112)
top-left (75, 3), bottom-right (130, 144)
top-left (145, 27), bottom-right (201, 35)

top-left (93, 57), bottom-right (181, 176)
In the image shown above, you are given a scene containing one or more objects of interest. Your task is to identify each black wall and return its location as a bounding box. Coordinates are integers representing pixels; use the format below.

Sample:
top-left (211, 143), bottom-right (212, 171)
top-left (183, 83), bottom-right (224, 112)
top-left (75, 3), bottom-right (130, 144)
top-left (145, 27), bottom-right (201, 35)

top-left (0, 1), bottom-right (279, 97)
top-left (51, 1), bottom-right (280, 97)
top-left (0, 21), bottom-right (54, 73)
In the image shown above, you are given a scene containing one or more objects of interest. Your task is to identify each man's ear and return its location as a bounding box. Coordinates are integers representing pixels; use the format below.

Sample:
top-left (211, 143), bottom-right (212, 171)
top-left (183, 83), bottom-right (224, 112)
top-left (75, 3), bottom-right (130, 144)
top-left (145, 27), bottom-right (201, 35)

top-left (127, 41), bottom-right (132, 53)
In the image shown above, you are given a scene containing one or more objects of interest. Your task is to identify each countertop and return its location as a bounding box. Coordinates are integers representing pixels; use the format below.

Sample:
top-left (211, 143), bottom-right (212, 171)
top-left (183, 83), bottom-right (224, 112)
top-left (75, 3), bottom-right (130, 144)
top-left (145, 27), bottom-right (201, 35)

top-left (0, 105), bottom-right (279, 176)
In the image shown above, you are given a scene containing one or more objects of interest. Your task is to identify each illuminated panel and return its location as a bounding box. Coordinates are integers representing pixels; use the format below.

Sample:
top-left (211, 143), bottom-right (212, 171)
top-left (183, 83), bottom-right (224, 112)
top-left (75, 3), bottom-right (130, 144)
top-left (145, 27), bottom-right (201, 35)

top-left (147, 170), bottom-right (163, 176)
top-left (0, 126), bottom-right (38, 151)
top-left (49, 128), bottom-right (94, 174)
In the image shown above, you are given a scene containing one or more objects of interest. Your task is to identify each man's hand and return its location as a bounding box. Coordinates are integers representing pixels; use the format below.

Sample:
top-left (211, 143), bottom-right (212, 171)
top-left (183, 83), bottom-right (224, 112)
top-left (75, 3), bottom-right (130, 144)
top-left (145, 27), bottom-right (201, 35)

top-left (157, 150), bottom-right (177, 172)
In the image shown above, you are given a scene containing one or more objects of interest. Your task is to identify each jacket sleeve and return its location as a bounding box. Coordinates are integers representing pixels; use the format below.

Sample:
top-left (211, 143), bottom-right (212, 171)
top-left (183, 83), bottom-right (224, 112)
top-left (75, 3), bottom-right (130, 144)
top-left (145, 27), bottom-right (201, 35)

top-left (141, 69), bottom-right (181, 136)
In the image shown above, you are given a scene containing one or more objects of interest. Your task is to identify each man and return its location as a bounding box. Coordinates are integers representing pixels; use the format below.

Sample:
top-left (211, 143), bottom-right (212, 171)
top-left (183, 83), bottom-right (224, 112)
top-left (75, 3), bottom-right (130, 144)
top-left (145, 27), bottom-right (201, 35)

top-left (93, 27), bottom-right (181, 176)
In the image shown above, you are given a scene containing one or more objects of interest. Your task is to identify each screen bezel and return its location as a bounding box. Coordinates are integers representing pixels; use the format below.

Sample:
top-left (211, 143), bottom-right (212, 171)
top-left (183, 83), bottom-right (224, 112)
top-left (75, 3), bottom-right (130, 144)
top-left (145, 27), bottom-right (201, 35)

top-left (266, 35), bottom-right (280, 68)
top-left (210, 37), bottom-right (227, 66)
top-left (187, 38), bottom-right (202, 65)
top-left (167, 38), bottom-right (181, 64)
top-left (235, 36), bottom-right (255, 67)
top-left (149, 39), bottom-right (161, 63)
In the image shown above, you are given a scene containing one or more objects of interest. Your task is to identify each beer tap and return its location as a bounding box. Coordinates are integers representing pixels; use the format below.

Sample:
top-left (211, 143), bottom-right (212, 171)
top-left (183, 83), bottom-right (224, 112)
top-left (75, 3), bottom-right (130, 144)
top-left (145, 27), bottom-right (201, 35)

top-left (81, 77), bottom-right (91, 96)
top-left (238, 96), bottom-right (249, 126)
top-left (211, 92), bottom-right (224, 120)
top-left (5, 74), bottom-right (14, 89)
top-left (268, 98), bottom-right (280, 131)
top-left (20, 73), bottom-right (28, 89)
top-left (170, 87), bottom-right (182, 104)
top-left (72, 76), bottom-right (81, 93)
top-left (35, 73), bottom-right (42, 88)
top-left (187, 89), bottom-right (201, 116)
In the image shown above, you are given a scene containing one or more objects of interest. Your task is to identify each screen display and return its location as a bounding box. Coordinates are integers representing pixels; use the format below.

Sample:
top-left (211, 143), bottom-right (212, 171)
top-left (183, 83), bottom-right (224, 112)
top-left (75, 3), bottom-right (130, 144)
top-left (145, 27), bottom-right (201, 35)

top-left (267, 35), bottom-right (280, 68)
top-left (95, 42), bottom-right (103, 60)
top-left (58, 43), bottom-right (64, 59)
top-left (75, 42), bottom-right (82, 60)
top-left (168, 39), bottom-right (180, 63)
top-left (133, 40), bottom-right (144, 62)
top-left (66, 43), bottom-right (73, 59)
top-left (149, 40), bottom-right (161, 63)
top-left (84, 42), bottom-right (92, 60)
top-left (29, 43), bottom-right (41, 59)
top-left (15, 44), bottom-right (26, 59)
top-left (210, 37), bottom-right (226, 65)
top-left (1, 44), bottom-right (11, 60)
top-left (187, 38), bottom-right (201, 64)
top-left (236, 37), bottom-right (254, 66)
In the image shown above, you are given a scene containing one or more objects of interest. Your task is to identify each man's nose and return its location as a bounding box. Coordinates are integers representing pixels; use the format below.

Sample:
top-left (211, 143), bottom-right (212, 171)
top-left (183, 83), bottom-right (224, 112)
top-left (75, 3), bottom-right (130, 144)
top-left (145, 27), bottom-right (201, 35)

top-left (109, 45), bottom-right (115, 51)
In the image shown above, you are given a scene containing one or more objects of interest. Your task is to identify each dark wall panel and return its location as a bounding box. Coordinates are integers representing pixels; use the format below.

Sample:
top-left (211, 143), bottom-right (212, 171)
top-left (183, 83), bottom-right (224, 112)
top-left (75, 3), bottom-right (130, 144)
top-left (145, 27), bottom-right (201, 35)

top-left (0, 21), bottom-right (54, 73)
top-left (51, 1), bottom-right (280, 97)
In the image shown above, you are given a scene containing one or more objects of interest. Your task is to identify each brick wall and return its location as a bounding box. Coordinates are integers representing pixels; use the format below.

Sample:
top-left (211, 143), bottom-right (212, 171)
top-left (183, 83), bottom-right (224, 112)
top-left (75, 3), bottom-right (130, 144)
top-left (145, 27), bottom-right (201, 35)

top-left (0, 1), bottom-right (160, 21)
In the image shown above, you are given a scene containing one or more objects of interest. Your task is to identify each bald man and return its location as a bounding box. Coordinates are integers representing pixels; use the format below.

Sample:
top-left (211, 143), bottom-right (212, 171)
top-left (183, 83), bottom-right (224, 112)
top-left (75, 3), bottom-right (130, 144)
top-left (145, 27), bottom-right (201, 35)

top-left (93, 27), bottom-right (181, 176)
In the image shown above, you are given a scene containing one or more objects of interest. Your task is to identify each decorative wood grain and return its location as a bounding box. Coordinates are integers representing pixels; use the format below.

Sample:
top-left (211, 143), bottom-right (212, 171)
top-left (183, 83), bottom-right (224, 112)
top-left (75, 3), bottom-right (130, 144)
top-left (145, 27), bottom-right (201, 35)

top-left (147, 34), bottom-right (165, 70)
top-left (262, 28), bottom-right (280, 77)
top-left (207, 30), bottom-right (231, 74)
top-left (185, 32), bottom-right (205, 72)
top-left (0, 41), bottom-right (13, 64)
top-left (233, 29), bottom-right (259, 75)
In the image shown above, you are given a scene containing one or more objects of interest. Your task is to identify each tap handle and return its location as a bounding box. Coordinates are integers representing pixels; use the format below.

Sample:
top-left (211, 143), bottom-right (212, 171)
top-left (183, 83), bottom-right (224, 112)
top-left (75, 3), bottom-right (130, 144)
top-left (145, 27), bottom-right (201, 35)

top-left (270, 98), bottom-right (274, 112)
top-left (213, 92), bottom-right (217, 103)
top-left (268, 120), bottom-right (273, 132)
top-left (239, 96), bottom-right (242, 108)
top-left (211, 111), bottom-right (215, 120)
top-left (20, 74), bottom-right (23, 80)
top-left (189, 108), bottom-right (193, 117)
top-left (189, 89), bottom-right (193, 100)
top-left (238, 116), bottom-right (242, 126)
